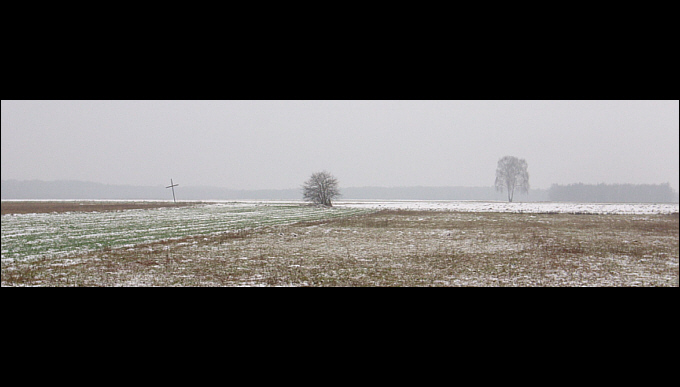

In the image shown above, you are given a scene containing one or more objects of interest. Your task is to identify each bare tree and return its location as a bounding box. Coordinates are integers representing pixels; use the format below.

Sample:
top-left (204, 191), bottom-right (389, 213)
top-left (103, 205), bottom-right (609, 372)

top-left (495, 156), bottom-right (529, 202)
top-left (302, 171), bottom-right (340, 207)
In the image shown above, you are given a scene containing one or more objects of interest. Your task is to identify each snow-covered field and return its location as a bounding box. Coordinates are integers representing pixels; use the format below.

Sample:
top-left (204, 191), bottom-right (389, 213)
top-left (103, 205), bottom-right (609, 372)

top-left (1, 202), bottom-right (371, 263)
top-left (334, 200), bottom-right (679, 214)
top-left (2, 200), bottom-right (678, 287)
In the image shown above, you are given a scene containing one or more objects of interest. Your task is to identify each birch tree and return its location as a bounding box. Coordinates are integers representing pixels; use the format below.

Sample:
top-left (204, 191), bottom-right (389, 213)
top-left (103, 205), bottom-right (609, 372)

top-left (495, 156), bottom-right (530, 202)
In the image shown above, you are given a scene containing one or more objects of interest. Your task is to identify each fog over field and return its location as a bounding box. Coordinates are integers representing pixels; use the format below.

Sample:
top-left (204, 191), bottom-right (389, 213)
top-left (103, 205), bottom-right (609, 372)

top-left (2, 101), bottom-right (678, 195)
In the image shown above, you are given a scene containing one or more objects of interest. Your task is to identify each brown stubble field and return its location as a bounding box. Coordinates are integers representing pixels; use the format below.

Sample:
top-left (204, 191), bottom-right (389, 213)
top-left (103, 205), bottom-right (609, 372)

top-left (3, 208), bottom-right (677, 287)
top-left (1, 201), bottom-right (196, 215)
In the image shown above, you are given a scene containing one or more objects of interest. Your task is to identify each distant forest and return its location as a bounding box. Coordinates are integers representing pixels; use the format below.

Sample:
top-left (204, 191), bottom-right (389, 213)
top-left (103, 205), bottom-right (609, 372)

top-left (2, 180), bottom-right (678, 203)
top-left (1, 180), bottom-right (544, 201)
top-left (548, 183), bottom-right (678, 203)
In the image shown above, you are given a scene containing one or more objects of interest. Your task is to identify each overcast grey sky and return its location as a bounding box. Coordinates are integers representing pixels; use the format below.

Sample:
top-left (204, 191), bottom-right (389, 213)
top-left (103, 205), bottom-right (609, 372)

top-left (2, 100), bottom-right (678, 192)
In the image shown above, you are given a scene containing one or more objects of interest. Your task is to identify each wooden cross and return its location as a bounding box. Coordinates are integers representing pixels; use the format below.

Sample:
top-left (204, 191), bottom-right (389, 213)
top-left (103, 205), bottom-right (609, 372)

top-left (166, 179), bottom-right (179, 203)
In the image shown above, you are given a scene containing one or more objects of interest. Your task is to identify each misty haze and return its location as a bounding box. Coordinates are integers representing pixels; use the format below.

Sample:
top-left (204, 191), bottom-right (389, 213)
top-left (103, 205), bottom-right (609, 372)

top-left (2, 100), bottom-right (678, 196)
top-left (2, 100), bottom-right (678, 287)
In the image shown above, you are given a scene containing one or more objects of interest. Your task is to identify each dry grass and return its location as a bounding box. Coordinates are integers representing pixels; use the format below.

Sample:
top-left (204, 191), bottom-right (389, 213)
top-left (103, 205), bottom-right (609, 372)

top-left (2, 210), bottom-right (678, 287)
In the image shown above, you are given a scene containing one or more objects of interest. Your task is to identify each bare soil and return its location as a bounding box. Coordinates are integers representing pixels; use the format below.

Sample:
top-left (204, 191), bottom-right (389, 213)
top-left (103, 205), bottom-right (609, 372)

top-left (1, 201), bottom-right (198, 215)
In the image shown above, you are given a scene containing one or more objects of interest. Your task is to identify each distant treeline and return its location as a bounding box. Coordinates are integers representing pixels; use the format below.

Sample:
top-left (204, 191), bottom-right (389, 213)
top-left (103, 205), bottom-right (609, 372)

top-left (3, 180), bottom-right (677, 203)
top-left (548, 183), bottom-right (678, 203)
top-left (1, 180), bottom-right (546, 201)
top-left (0, 180), bottom-right (300, 200)
top-left (342, 186), bottom-right (547, 201)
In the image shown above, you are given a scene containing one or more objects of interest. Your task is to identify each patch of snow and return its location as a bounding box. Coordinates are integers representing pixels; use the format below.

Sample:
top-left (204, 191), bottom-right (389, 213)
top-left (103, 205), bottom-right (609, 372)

top-left (335, 200), bottom-right (679, 215)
